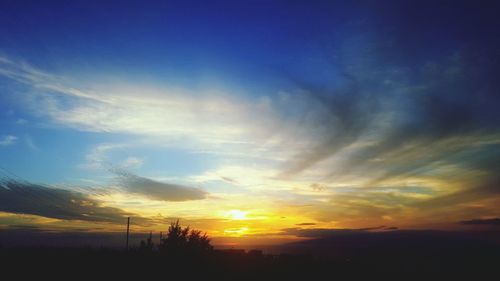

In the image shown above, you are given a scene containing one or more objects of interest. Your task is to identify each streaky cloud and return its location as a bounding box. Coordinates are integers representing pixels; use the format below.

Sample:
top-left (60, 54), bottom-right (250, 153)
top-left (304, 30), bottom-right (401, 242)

top-left (414, 176), bottom-right (500, 209)
top-left (279, 8), bottom-right (500, 182)
top-left (0, 177), bottom-right (147, 224)
top-left (460, 218), bottom-right (500, 226)
top-left (112, 168), bottom-right (207, 202)
top-left (280, 225), bottom-right (394, 238)
top-left (295, 222), bottom-right (316, 226)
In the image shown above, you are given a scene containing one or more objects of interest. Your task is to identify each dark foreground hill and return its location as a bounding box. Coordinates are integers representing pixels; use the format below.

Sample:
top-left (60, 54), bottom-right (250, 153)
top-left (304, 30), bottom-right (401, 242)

top-left (274, 230), bottom-right (500, 278)
top-left (1, 230), bottom-right (499, 281)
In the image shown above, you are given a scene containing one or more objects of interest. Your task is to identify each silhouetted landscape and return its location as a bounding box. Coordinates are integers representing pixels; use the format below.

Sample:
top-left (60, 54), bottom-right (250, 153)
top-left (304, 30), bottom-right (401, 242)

top-left (2, 221), bottom-right (499, 279)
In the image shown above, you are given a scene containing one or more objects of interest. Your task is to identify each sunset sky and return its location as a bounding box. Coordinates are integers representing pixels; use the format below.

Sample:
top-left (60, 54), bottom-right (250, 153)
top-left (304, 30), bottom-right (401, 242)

top-left (0, 1), bottom-right (499, 247)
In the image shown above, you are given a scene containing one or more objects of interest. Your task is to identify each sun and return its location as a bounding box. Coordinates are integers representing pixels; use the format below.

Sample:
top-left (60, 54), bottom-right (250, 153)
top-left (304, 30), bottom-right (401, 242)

top-left (225, 209), bottom-right (248, 220)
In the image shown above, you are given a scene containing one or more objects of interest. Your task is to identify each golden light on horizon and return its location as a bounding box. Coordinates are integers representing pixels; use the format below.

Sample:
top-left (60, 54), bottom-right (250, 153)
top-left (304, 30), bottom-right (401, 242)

top-left (223, 227), bottom-right (249, 237)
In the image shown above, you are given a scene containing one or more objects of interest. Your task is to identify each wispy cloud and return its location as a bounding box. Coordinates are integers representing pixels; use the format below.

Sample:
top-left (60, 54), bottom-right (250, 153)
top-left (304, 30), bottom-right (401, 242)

top-left (0, 135), bottom-right (17, 146)
top-left (24, 135), bottom-right (38, 150)
top-left (123, 157), bottom-right (144, 169)
top-left (79, 143), bottom-right (130, 170)
top-left (16, 118), bottom-right (27, 125)
top-left (0, 55), bottom-right (281, 149)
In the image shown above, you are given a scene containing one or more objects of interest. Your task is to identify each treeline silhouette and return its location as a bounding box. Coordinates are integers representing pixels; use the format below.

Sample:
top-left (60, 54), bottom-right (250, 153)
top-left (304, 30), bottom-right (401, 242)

top-left (1, 221), bottom-right (499, 280)
top-left (153, 220), bottom-right (212, 254)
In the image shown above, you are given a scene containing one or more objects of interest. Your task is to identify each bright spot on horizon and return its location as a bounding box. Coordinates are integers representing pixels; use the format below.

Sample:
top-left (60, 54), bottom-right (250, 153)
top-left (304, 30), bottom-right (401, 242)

top-left (224, 227), bottom-right (249, 237)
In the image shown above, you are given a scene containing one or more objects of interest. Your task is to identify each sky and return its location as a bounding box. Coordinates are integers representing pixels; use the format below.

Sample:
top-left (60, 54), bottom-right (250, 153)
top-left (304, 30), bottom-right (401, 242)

top-left (0, 0), bottom-right (499, 247)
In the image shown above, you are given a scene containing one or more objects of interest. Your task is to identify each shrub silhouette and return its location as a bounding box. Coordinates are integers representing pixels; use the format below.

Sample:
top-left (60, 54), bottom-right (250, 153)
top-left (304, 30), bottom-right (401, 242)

top-left (139, 232), bottom-right (154, 252)
top-left (159, 220), bottom-right (212, 255)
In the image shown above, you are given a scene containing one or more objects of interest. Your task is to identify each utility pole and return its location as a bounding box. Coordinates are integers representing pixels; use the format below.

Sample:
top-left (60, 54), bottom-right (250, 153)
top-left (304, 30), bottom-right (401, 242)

top-left (126, 217), bottom-right (130, 251)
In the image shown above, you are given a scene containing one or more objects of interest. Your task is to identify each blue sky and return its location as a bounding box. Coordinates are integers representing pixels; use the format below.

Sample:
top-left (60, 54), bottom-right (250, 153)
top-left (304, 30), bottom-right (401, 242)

top-left (0, 0), bottom-right (355, 183)
top-left (0, 1), bottom-right (499, 242)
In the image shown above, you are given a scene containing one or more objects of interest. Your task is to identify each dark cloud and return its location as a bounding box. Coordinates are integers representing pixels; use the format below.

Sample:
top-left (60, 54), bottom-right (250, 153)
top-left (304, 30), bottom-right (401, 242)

top-left (281, 226), bottom-right (392, 238)
top-left (460, 218), bottom-right (500, 226)
top-left (220, 176), bottom-right (239, 184)
top-left (310, 183), bottom-right (326, 192)
top-left (112, 169), bottom-right (207, 202)
top-left (295, 222), bottom-right (316, 226)
top-left (0, 178), bottom-right (147, 224)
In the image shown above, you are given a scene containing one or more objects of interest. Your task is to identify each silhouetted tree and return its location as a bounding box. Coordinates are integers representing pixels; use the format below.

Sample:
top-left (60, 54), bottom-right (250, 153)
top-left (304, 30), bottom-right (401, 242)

top-left (159, 220), bottom-right (212, 255)
top-left (187, 229), bottom-right (212, 253)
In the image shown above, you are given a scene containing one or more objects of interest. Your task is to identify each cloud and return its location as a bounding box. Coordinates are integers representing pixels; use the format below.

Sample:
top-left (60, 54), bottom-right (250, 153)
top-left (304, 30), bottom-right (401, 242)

top-left (0, 56), bottom-right (286, 158)
top-left (123, 157), bottom-right (144, 168)
top-left (265, 10), bottom-right (500, 226)
top-left (220, 176), bottom-right (239, 185)
top-left (0, 178), bottom-right (148, 224)
top-left (0, 135), bottom-right (17, 146)
top-left (280, 50), bottom-right (500, 181)
top-left (459, 218), bottom-right (500, 226)
top-left (414, 177), bottom-right (500, 210)
top-left (80, 143), bottom-right (130, 170)
top-left (112, 169), bottom-right (207, 202)
top-left (24, 135), bottom-right (38, 150)
top-left (0, 3), bottom-right (499, 230)
top-left (280, 226), bottom-right (393, 238)
top-left (273, 5), bottom-right (500, 188)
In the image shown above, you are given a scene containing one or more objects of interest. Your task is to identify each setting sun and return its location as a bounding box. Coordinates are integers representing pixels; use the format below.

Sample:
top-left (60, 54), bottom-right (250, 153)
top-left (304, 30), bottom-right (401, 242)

top-left (224, 210), bottom-right (248, 221)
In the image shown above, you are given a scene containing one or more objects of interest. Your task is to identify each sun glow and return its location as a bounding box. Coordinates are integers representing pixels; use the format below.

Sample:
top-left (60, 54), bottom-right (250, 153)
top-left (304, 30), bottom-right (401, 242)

top-left (225, 210), bottom-right (248, 220)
